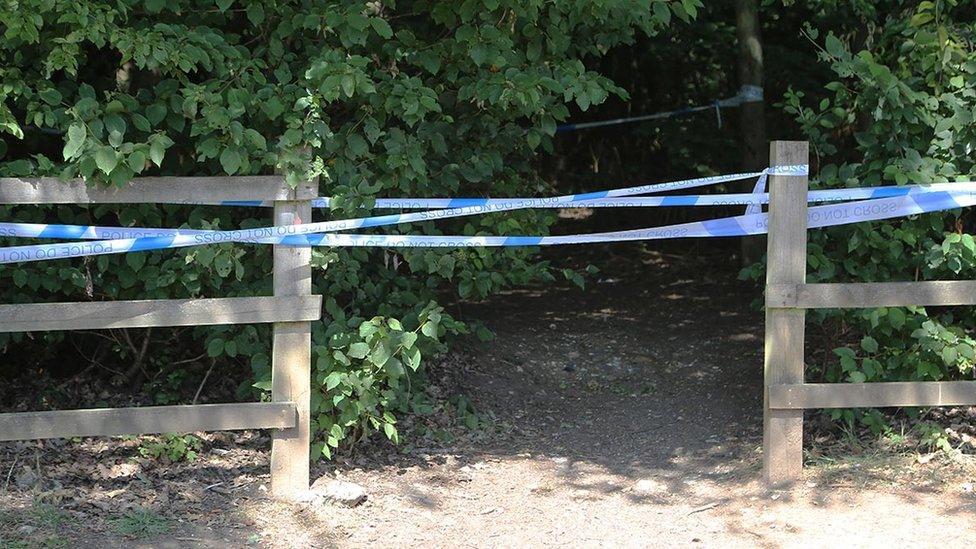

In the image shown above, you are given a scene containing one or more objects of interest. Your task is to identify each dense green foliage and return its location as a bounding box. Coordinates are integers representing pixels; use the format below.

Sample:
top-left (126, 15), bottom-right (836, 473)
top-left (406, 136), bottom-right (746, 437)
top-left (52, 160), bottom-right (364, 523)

top-left (0, 0), bottom-right (700, 456)
top-left (743, 0), bottom-right (976, 431)
top-left (5, 0), bottom-right (974, 453)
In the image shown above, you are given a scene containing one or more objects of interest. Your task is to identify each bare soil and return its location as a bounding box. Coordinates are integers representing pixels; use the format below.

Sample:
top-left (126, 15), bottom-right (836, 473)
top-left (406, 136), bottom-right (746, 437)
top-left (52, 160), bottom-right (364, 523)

top-left (2, 247), bottom-right (975, 548)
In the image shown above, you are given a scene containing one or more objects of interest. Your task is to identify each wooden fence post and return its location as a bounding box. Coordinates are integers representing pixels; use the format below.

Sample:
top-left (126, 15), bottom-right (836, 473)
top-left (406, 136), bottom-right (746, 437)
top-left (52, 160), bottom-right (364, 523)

top-left (763, 141), bottom-right (809, 486)
top-left (270, 181), bottom-right (315, 498)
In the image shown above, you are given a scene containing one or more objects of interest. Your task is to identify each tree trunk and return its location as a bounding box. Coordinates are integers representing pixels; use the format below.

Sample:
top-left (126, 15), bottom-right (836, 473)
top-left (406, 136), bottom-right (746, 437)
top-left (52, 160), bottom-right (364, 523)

top-left (735, 0), bottom-right (768, 266)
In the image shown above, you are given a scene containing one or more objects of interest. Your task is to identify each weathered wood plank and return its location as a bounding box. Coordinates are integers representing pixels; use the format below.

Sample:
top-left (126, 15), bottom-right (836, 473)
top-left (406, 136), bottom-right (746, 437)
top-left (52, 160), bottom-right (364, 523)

top-left (0, 176), bottom-right (318, 204)
top-left (767, 281), bottom-right (976, 309)
top-left (0, 402), bottom-right (296, 441)
top-left (0, 296), bottom-right (322, 332)
top-left (769, 382), bottom-right (976, 409)
top-left (270, 192), bottom-right (313, 498)
top-left (763, 141), bottom-right (809, 487)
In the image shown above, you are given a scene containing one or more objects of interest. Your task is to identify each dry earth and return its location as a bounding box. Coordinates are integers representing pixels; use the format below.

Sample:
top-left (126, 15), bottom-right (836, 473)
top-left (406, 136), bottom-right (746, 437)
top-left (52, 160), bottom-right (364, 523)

top-left (2, 246), bottom-right (975, 548)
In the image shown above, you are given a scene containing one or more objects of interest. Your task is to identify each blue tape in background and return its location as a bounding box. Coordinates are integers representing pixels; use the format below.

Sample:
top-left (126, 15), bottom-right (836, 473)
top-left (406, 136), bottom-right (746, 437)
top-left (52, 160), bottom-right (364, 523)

top-left (556, 85), bottom-right (763, 132)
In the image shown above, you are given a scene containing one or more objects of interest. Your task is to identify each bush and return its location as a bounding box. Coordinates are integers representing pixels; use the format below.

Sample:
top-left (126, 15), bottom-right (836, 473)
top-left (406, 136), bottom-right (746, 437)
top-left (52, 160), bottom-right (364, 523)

top-left (744, 1), bottom-right (976, 429)
top-left (0, 0), bottom-right (699, 456)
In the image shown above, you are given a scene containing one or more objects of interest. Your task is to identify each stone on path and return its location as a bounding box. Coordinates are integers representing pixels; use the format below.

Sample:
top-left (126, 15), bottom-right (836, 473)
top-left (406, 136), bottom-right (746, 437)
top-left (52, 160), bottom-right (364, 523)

top-left (310, 477), bottom-right (367, 507)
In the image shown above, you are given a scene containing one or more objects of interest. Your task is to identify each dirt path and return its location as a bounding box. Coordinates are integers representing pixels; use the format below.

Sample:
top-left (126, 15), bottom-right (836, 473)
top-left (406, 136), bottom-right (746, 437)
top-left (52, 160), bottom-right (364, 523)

top-left (322, 248), bottom-right (976, 547)
top-left (2, 247), bottom-right (975, 547)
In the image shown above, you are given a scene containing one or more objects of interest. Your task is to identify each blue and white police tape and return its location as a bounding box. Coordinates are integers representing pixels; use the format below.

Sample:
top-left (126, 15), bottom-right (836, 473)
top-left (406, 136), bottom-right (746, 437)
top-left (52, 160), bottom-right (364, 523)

top-left (13, 169), bottom-right (786, 246)
top-left (222, 165), bottom-right (809, 209)
top-left (555, 85), bottom-right (764, 132)
top-left (6, 182), bottom-right (976, 244)
top-left (0, 169), bottom-right (790, 264)
top-left (221, 169), bottom-right (780, 208)
top-left (215, 179), bottom-right (976, 212)
top-left (1, 189), bottom-right (974, 264)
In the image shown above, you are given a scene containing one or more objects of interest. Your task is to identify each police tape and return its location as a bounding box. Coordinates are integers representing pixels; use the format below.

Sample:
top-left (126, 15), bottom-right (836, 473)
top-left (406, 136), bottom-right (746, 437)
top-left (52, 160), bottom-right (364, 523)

top-left (0, 190), bottom-right (972, 264)
top-left (219, 165), bottom-right (808, 208)
top-left (554, 85), bottom-right (764, 132)
top-left (4, 181), bottom-right (976, 244)
top-left (3, 169), bottom-right (791, 247)
top-left (234, 181), bottom-right (949, 210)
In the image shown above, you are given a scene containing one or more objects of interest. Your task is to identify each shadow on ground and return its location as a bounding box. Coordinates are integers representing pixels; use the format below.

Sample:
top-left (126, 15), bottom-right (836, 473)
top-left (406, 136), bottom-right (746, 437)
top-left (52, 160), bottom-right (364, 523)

top-left (2, 246), bottom-right (975, 547)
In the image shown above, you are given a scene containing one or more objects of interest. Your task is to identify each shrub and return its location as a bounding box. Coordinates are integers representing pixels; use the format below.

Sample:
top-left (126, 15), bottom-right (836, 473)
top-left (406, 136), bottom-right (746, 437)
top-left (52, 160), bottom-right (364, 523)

top-left (746, 1), bottom-right (976, 428)
top-left (0, 0), bottom-right (699, 456)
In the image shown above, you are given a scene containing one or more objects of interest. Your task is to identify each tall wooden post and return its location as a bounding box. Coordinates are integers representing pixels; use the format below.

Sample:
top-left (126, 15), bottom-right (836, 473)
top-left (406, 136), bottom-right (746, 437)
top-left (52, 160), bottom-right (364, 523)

top-left (763, 141), bottom-right (808, 486)
top-left (270, 181), bottom-right (314, 498)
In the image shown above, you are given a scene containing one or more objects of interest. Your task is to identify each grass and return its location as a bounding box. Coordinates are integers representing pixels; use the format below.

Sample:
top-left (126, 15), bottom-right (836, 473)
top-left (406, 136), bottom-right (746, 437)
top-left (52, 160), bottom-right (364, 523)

top-left (110, 507), bottom-right (172, 538)
top-left (30, 503), bottom-right (72, 530)
top-left (0, 502), bottom-right (72, 548)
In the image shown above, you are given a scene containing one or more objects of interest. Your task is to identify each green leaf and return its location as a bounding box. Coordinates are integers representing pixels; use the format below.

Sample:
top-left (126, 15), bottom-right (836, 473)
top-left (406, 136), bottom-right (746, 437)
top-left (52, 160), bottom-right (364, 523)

top-left (220, 147), bottom-right (242, 174)
top-left (332, 350), bottom-right (350, 366)
top-left (146, 104), bottom-right (167, 125)
top-left (370, 17), bottom-right (393, 39)
top-left (652, 1), bottom-right (671, 24)
top-left (347, 133), bottom-right (368, 156)
top-left (246, 3), bottom-right (265, 25)
top-left (215, 0), bottom-right (233, 12)
top-left (400, 332), bottom-right (417, 349)
top-left (888, 308), bottom-right (906, 329)
top-left (325, 372), bottom-right (343, 390)
top-left (341, 74), bottom-right (356, 98)
top-left (149, 136), bottom-right (170, 166)
top-left (383, 422), bottom-right (397, 441)
top-left (207, 338), bottom-right (225, 357)
top-left (38, 88), bottom-right (62, 106)
top-left (214, 254), bottom-right (233, 277)
top-left (403, 346), bottom-right (421, 370)
top-left (369, 340), bottom-right (392, 367)
top-left (104, 114), bottom-right (126, 140)
top-left (475, 326), bottom-right (494, 341)
top-left (860, 336), bottom-right (878, 353)
top-left (942, 346), bottom-right (958, 365)
top-left (131, 113), bottom-right (151, 133)
top-left (262, 97), bottom-right (284, 119)
top-left (824, 34), bottom-right (846, 58)
top-left (848, 371), bottom-right (867, 383)
top-left (126, 252), bottom-right (146, 271)
top-left (421, 321), bottom-right (438, 339)
top-left (910, 12), bottom-right (934, 27)
top-left (94, 147), bottom-right (119, 174)
top-left (128, 149), bottom-right (147, 173)
top-left (63, 123), bottom-right (86, 159)
top-left (348, 342), bottom-right (369, 359)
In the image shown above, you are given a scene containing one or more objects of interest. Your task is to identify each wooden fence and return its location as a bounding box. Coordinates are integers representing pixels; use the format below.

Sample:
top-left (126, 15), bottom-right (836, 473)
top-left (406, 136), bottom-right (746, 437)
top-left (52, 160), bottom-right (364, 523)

top-left (0, 176), bottom-right (320, 498)
top-left (4, 144), bottom-right (972, 493)
top-left (763, 140), bottom-right (976, 485)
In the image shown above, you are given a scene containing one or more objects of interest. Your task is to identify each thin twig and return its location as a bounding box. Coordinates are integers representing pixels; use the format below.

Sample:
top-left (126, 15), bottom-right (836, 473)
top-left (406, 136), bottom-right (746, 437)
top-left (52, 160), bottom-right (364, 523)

top-left (172, 352), bottom-right (208, 367)
top-left (124, 328), bottom-right (153, 387)
top-left (3, 451), bottom-right (21, 493)
top-left (77, 330), bottom-right (123, 345)
top-left (687, 502), bottom-right (720, 515)
top-left (192, 359), bottom-right (217, 405)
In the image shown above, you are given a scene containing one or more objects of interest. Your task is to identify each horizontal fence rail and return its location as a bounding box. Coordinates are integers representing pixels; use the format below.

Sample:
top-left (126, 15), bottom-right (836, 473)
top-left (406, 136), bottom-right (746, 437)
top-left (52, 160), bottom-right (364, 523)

top-left (769, 382), bottom-right (976, 410)
top-left (0, 173), bottom-right (320, 499)
top-left (0, 402), bottom-right (296, 441)
top-left (0, 176), bottom-right (318, 204)
top-left (0, 295), bottom-right (322, 332)
top-left (763, 140), bottom-right (976, 486)
top-left (767, 281), bottom-right (976, 309)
